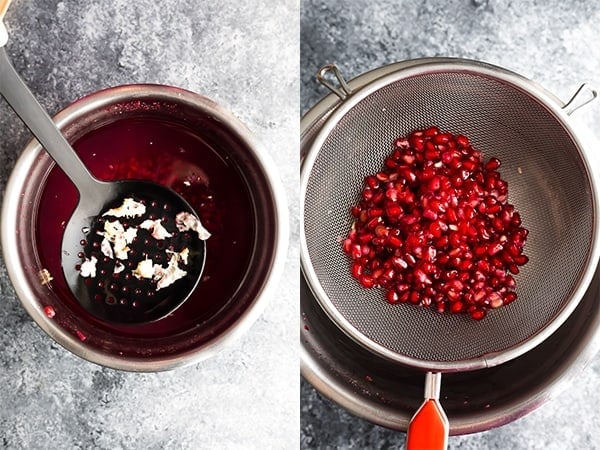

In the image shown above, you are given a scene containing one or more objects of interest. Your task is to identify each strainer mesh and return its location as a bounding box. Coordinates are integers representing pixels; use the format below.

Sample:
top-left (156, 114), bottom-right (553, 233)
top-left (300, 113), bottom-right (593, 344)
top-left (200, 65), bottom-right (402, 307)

top-left (303, 71), bottom-right (594, 363)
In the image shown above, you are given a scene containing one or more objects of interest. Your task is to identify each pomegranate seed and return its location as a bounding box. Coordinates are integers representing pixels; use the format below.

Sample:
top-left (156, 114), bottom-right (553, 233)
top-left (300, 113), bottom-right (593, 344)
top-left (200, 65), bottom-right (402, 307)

top-left (490, 297), bottom-right (503, 309)
top-left (374, 225), bottom-right (388, 237)
top-left (411, 136), bottom-right (425, 152)
top-left (433, 133), bottom-right (451, 144)
top-left (365, 176), bottom-right (379, 189)
top-left (504, 292), bottom-right (517, 305)
top-left (386, 290), bottom-right (400, 304)
top-left (423, 246), bottom-right (437, 262)
top-left (386, 188), bottom-right (399, 201)
top-left (428, 221), bottom-right (444, 238)
top-left (376, 172), bottom-right (389, 182)
top-left (391, 257), bottom-right (408, 270)
top-left (401, 153), bottom-right (416, 164)
top-left (485, 157), bottom-right (501, 171)
top-left (428, 176), bottom-right (442, 192)
top-left (369, 208), bottom-right (385, 219)
top-left (450, 300), bottom-right (465, 314)
top-left (414, 269), bottom-right (432, 285)
top-left (446, 279), bottom-right (464, 291)
top-left (43, 305), bottom-right (56, 319)
top-left (487, 242), bottom-right (504, 256)
top-left (511, 212), bottom-right (522, 227)
top-left (424, 126), bottom-right (440, 137)
top-left (385, 159), bottom-right (398, 170)
top-left (446, 288), bottom-right (461, 301)
top-left (386, 205), bottom-right (402, 219)
top-left (367, 217), bottom-right (382, 229)
top-left (349, 244), bottom-right (362, 260)
top-left (471, 309), bottom-right (486, 320)
top-left (513, 254), bottom-right (529, 265)
top-left (455, 135), bottom-right (470, 147)
top-left (342, 128), bottom-right (528, 320)
top-left (399, 291), bottom-right (410, 303)
top-left (387, 236), bottom-right (403, 248)
top-left (473, 289), bottom-right (486, 303)
top-left (423, 208), bottom-right (438, 221)
top-left (462, 159), bottom-right (478, 172)
top-left (359, 274), bottom-right (375, 288)
top-left (75, 330), bottom-right (87, 342)
top-left (425, 147), bottom-right (439, 161)
top-left (358, 233), bottom-right (372, 244)
top-left (352, 263), bottom-right (364, 279)
top-left (409, 291), bottom-right (421, 304)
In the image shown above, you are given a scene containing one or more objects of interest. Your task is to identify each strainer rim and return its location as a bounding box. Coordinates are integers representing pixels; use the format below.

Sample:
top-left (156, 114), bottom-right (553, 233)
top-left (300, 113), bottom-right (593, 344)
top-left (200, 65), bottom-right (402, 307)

top-left (300, 58), bottom-right (600, 372)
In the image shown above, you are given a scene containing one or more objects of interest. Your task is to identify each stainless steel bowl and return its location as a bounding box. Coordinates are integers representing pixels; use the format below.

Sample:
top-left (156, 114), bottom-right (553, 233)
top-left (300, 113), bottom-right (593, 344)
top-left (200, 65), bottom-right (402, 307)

top-left (300, 59), bottom-right (600, 434)
top-left (2, 84), bottom-right (288, 371)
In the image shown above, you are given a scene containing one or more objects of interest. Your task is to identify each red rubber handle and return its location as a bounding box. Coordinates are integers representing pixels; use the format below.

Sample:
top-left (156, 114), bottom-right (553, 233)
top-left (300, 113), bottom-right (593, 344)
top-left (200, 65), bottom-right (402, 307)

top-left (406, 398), bottom-right (449, 450)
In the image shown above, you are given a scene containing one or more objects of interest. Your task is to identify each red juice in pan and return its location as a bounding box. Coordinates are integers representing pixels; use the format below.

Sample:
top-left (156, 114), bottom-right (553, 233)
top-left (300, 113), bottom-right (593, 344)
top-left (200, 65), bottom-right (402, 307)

top-left (34, 117), bottom-right (255, 337)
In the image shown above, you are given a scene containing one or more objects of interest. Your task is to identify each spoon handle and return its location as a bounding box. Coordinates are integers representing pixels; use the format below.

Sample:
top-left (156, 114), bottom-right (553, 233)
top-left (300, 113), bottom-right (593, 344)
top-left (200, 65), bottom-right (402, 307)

top-left (0, 47), bottom-right (103, 199)
top-left (0, 0), bottom-right (11, 19)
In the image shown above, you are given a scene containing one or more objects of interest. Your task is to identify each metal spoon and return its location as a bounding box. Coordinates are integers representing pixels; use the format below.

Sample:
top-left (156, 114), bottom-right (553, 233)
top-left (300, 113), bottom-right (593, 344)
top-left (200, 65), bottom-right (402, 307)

top-left (0, 19), bottom-right (206, 325)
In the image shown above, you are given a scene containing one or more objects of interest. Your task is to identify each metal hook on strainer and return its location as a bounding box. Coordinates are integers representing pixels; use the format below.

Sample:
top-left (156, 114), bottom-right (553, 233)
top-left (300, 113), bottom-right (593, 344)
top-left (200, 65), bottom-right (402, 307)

top-left (301, 59), bottom-right (600, 449)
top-left (316, 64), bottom-right (353, 100)
top-left (562, 83), bottom-right (598, 116)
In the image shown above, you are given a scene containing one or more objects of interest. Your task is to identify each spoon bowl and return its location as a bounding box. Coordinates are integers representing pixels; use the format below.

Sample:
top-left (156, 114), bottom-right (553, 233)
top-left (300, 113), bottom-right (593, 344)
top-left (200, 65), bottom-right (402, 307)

top-left (62, 179), bottom-right (207, 324)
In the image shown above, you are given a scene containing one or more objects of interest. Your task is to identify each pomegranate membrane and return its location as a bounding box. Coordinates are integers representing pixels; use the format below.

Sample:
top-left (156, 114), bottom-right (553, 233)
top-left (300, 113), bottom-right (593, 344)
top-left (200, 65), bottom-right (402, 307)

top-left (342, 127), bottom-right (529, 320)
top-left (77, 194), bottom-right (209, 323)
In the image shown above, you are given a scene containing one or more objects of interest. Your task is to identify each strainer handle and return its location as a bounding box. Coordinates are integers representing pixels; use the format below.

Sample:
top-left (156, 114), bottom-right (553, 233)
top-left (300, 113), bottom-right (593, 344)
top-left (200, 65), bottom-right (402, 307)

top-left (406, 372), bottom-right (448, 450)
top-left (316, 64), bottom-right (353, 100)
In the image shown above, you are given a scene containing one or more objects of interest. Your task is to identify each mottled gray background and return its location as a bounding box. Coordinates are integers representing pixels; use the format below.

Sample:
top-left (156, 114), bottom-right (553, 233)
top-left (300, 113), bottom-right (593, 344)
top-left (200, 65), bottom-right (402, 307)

top-left (0, 0), bottom-right (299, 449)
top-left (301, 0), bottom-right (600, 449)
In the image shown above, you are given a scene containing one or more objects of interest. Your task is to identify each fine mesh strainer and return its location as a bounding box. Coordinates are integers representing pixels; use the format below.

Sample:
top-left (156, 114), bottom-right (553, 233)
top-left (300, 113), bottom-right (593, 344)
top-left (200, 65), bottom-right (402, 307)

top-left (300, 59), bottom-right (600, 448)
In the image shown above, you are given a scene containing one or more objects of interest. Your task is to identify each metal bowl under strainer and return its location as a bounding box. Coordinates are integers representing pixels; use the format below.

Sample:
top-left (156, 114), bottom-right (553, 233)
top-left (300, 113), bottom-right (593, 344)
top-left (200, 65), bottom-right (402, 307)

top-left (301, 58), bottom-right (600, 373)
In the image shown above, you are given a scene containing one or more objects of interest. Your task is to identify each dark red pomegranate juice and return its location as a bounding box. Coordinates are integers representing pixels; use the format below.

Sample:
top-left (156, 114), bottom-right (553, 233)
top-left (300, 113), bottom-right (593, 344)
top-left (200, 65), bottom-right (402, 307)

top-left (35, 117), bottom-right (255, 336)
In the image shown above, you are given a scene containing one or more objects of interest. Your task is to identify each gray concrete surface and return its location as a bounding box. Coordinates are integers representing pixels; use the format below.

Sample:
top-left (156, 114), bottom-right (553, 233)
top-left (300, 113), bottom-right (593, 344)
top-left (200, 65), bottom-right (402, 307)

top-left (301, 0), bottom-right (600, 449)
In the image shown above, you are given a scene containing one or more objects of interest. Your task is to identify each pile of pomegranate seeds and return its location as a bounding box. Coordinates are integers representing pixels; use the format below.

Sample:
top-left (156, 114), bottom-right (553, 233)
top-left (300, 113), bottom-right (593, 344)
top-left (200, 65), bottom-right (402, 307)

top-left (342, 127), bottom-right (529, 320)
